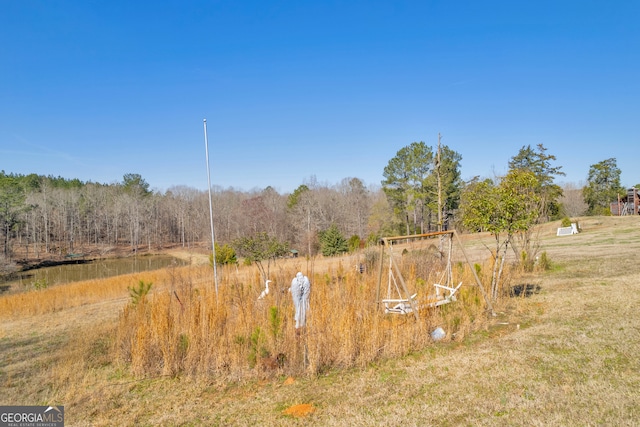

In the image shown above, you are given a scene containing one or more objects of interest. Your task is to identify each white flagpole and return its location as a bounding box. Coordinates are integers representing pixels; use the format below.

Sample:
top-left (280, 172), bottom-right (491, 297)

top-left (203, 119), bottom-right (219, 297)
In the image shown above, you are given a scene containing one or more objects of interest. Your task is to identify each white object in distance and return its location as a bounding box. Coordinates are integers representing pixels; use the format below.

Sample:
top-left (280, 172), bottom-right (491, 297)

top-left (258, 280), bottom-right (271, 300)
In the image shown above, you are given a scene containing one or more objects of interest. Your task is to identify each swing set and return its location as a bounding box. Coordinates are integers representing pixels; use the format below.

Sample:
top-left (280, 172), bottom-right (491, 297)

top-left (376, 230), bottom-right (494, 320)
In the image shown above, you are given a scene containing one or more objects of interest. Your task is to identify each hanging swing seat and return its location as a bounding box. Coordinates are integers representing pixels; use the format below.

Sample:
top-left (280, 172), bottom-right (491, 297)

top-left (383, 281), bottom-right (463, 314)
top-left (382, 293), bottom-right (418, 314)
top-left (426, 282), bottom-right (463, 307)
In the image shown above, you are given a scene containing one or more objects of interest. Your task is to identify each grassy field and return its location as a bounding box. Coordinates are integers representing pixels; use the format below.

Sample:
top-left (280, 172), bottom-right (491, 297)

top-left (1, 215), bottom-right (639, 426)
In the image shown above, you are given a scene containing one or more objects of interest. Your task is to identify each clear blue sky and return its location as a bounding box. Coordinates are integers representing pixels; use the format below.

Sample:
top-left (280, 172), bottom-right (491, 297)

top-left (1, 1), bottom-right (638, 193)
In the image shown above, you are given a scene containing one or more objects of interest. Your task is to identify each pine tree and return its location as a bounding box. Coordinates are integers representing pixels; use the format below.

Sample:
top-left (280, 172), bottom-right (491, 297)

top-left (319, 224), bottom-right (348, 256)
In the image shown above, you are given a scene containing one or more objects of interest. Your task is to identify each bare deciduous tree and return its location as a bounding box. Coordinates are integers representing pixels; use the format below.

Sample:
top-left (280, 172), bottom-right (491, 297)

top-left (559, 182), bottom-right (587, 217)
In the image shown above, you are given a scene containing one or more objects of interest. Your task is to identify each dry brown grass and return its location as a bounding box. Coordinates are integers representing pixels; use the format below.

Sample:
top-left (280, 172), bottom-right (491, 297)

top-left (2, 215), bottom-right (640, 426)
top-left (114, 244), bottom-right (487, 380)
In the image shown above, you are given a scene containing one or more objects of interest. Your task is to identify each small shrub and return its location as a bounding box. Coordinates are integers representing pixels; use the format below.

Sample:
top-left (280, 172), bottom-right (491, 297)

top-left (366, 233), bottom-right (380, 246)
top-left (234, 335), bottom-right (246, 346)
top-left (537, 251), bottom-right (552, 271)
top-left (128, 280), bottom-right (152, 305)
top-left (323, 273), bottom-right (331, 286)
top-left (474, 263), bottom-right (482, 276)
top-left (268, 306), bottom-right (282, 340)
top-left (347, 235), bottom-right (361, 252)
top-left (178, 333), bottom-right (190, 357)
top-left (521, 251), bottom-right (535, 272)
top-left (561, 216), bottom-right (572, 227)
top-left (33, 278), bottom-right (49, 290)
top-left (248, 327), bottom-right (268, 368)
top-left (210, 243), bottom-right (238, 266)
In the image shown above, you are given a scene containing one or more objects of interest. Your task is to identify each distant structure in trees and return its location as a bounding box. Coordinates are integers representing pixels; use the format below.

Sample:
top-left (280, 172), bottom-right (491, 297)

top-left (610, 188), bottom-right (639, 215)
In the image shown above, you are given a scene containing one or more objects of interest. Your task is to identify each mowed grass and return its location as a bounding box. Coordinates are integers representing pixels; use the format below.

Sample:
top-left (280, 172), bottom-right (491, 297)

top-left (1, 215), bottom-right (640, 426)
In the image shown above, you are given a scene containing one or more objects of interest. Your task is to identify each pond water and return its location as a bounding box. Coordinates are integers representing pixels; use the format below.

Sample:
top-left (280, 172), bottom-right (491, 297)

top-left (0, 255), bottom-right (187, 293)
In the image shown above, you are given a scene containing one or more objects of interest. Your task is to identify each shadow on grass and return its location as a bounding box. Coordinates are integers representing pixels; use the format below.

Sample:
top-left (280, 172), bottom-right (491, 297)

top-left (510, 283), bottom-right (541, 297)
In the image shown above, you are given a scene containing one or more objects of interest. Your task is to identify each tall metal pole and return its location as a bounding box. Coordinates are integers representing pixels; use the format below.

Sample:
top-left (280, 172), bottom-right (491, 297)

top-left (436, 133), bottom-right (443, 232)
top-left (203, 119), bottom-right (219, 297)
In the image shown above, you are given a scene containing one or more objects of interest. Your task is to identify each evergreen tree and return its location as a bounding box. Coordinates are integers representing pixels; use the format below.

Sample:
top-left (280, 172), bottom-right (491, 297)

top-left (319, 224), bottom-right (348, 256)
top-left (583, 158), bottom-right (624, 215)
top-left (382, 141), bottom-right (434, 235)
top-left (210, 243), bottom-right (238, 266)
top-left (508, 144), bottom-right (564, 220)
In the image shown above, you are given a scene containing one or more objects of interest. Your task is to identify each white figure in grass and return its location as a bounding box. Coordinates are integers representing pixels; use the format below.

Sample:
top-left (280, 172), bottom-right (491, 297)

top-left (258, 279), bottom-right (271, 300)
top-left (290, 272), bottom-right (311, 329)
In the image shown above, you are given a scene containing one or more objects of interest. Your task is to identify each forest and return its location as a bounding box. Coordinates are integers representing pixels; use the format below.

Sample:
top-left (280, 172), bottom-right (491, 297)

top-left (0, 143), bottom-right (630, 276)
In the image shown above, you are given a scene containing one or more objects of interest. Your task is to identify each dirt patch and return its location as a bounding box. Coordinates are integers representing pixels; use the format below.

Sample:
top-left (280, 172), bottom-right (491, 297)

top-left (283, 403), bottom-right (316, 418)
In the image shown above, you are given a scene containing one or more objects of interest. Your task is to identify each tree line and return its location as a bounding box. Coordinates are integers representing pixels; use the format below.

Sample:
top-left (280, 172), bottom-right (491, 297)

top-left (0, 143), bottom-right (634, 275)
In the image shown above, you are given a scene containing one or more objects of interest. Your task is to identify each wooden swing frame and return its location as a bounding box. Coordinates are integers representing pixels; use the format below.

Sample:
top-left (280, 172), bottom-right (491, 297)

top-left (376, 230), bottom-right (495, 320)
